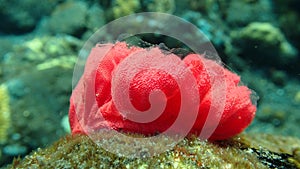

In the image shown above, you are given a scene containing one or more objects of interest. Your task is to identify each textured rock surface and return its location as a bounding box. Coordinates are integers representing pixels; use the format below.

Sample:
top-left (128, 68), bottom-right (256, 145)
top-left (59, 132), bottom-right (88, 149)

top-left (0, 35), bottom-right (82, 166)
top-left (6, 132), bottom-right (300, 169)
top-left (230, 22), bottom-right (297, 67)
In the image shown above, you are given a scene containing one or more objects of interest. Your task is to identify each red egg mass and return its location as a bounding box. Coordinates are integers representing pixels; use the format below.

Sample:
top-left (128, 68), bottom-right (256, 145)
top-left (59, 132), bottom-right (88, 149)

top-left (69, 42), bottom-right (257, 140)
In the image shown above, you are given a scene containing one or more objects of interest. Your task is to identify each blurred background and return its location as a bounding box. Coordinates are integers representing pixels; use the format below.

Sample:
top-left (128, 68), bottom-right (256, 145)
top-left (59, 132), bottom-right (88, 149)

top-left (0, 0), bottom-right (299, 167)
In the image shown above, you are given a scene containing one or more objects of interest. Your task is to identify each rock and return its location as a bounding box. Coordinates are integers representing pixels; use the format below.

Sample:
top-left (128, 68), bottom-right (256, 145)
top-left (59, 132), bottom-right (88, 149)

top-left (37, 1), bottom-right (107, 38)
top-left (86, 4), bottom-right (105, 32)
top-left (0, 37), bottom-right (21, 61)
top-left (146, 0), bottom-right (175, 13)
top-left (39, 1), bottom-right (88, 36)
top-left (2, 35), bottom-right (82, 79)
top-left (111, 0), bottom-right (140, 19)
top-left (273, 0), bottom-right (300, 72)
top-left (230, 22), bottom-right (298, 68)
top-left (81, 4), bottom-right (106, 40)
top-left (240, 70), bottom-right (300, 139)
top-left (6, 131), bottom-right (300, 168)
top-left (0, 0), bottom-right (60, 34)
top-left (6, 79), bottom-right (27, 100)
top-left (226, 0), bottom-right (274, 26)
top-left (270, 70), bottom-right (287, 86)
top-left (0, 35), bottom-right (82, 167)
top-left (182, 11), bottom-right (226, 48)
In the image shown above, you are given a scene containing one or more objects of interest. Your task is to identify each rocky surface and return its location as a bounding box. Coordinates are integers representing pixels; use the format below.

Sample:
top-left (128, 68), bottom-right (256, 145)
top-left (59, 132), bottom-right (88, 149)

top-left (0, 35), bottom-right (82, 166)
top-left (5, 131), bottom-right (300, 169)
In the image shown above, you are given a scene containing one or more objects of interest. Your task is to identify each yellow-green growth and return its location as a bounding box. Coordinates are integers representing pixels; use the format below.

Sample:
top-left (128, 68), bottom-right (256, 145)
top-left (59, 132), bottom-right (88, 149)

top-left (147, 0), bottom-right (175, 13)
top-left (112, 0), bottom-right (140, 19)
top-left (0, 84), bottom-right (11, 144)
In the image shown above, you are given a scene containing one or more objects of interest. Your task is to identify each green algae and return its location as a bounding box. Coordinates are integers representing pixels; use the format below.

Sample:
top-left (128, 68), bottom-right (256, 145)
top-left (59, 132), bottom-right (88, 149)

top-left (112, 0), bottom-right (140, 19)
top-left (0, 84), bottom-right (11, 144)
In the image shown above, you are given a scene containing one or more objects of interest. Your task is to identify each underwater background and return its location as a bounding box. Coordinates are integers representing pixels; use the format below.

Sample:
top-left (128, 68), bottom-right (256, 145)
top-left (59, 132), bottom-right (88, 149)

top-left (0, 0), bottom-right (299, 167)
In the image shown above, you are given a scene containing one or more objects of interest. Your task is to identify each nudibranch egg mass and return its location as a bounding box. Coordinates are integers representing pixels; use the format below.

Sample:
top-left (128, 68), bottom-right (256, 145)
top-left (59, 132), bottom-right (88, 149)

top-left (69, 42), bottom-right (257, 141)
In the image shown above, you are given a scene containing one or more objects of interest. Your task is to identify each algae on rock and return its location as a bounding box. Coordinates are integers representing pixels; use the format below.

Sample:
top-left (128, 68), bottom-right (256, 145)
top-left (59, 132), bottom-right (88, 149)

top-left (112, 0), bottom-right (140, 19)
top-left (8, 131), bottom-right (300, 169)
top-left (42, 1), bottom-right (88, 35)
top-left (231, 22), bottom-right (298, 67)
top-left (147, 0), bottom-right (175, 13)
top-left (0, 84), bottom-right (11, 144)
top-left (0, 35), bottom-right (82, 167)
